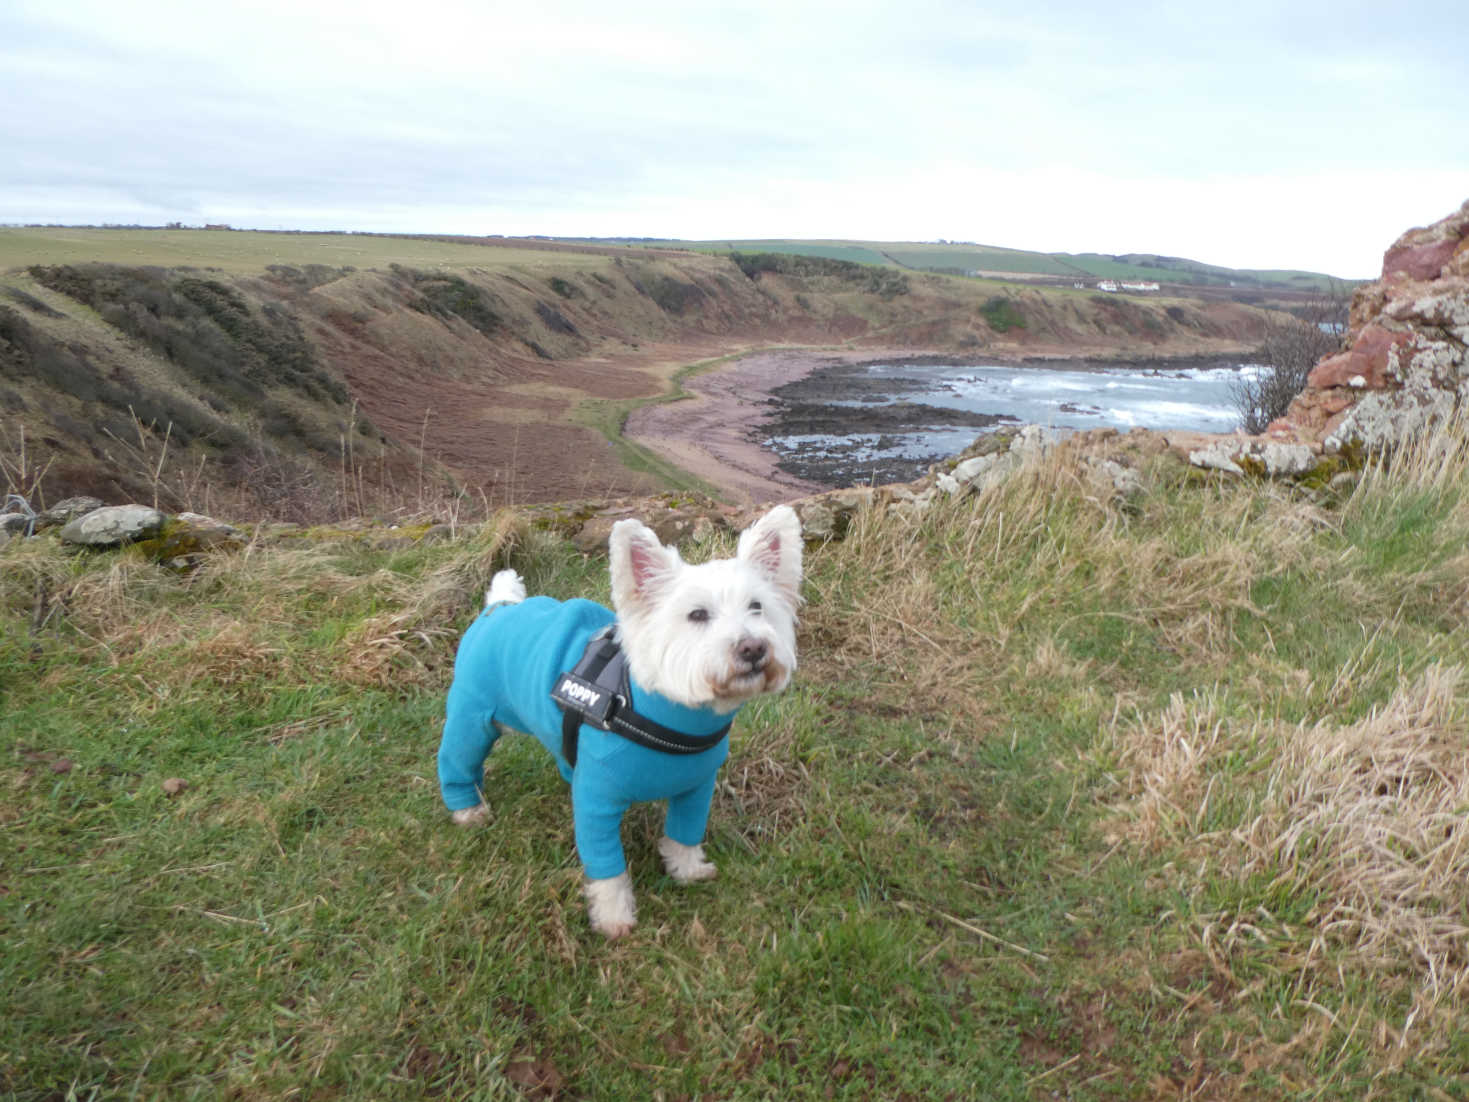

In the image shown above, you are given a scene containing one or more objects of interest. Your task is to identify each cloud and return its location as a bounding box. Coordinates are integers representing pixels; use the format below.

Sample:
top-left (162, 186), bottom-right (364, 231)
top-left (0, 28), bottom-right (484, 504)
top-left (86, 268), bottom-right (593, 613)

top-left (2, 0), bottom-right (1465, 276)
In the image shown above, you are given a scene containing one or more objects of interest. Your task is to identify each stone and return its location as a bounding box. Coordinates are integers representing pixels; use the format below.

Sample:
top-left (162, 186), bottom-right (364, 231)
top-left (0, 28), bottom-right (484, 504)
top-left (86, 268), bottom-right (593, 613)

top-left (1305, 325), bottom-right (1413, 390)
top-left (1096, 458), bottom-right (1143, 496)
top-left (36, 496), bottom-right (103, 529)
top-left (1277, 197), bottom-right (1469, 451)
top-left (134, 512), bottom-right (245, 563)
top-left (1381, 198), bottom-right (1469, 281)
top-left (1186, 440), bottom-right (1318, 478)
top-left (1258, 443), bottom-right (1316, 476)
top-left (795, 500), bottom-right (838, 540)
top-left (952, 454), bottom-right (1001, 483)
top-left (0, 512), bottom-right (32, 535)
top-left (1188, 442), bottom-right (1244, 475)
top-left (59, 504), bottom-right (167, 547)
top-left (571, 515), bottom-right (619, 554)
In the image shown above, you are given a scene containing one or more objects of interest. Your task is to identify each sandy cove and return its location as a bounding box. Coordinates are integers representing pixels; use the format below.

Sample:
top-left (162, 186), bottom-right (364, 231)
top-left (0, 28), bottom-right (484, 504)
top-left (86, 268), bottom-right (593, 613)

top-left (624, 347), bottom-right (860, 504)
top-left (625, 344), bottom-right (1260, 504)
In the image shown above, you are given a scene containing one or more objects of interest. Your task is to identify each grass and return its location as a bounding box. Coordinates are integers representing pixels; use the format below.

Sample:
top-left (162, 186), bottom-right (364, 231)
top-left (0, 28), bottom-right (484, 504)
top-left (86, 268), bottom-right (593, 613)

top-left (5, 424), bottom-right (1469, 1098)
top-left (0, 228), bottom-right (628, 276)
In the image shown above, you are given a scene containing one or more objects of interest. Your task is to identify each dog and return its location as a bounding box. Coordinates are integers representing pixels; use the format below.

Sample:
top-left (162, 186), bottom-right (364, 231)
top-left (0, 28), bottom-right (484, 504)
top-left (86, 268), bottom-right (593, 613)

top-left (437, 505), bottom-right (802, 938)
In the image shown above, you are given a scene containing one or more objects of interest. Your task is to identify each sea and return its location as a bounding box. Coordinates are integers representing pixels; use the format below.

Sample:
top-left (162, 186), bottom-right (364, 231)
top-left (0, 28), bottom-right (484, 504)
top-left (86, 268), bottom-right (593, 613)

top-left (767, 360), bottom-right (1259, 471)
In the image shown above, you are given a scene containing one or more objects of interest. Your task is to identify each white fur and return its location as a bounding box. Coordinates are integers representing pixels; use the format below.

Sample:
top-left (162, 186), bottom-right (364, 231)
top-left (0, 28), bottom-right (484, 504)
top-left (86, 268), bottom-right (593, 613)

top-left (659, 835), bottom-right (718, 882)
top-left (457, 508), bottom-right (802, 939)
top-left (584, 871), bottom-right (637, 939)
top-left (609, 505), bottom-right (802, 714)
top-left (486, 569), bottom-right (527, 607)
top-left (451, 803), bottom-right (490, 827)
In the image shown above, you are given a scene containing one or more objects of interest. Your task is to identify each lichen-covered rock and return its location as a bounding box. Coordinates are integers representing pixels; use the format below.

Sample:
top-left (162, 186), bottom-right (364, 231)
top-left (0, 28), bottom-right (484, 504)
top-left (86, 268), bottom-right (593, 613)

top-left (787, 486), bottom-right (877, 540)
top-left (59, 504), bottom-right (167, 547)
top-left (133, 512), bottom-right (245, 564)
top-left (1271, 197), bottom-right (1469, 449)
top-left (36, 496), bottom-right (104, 530)
top-left (1187, 439), bottom-right (1319, 477)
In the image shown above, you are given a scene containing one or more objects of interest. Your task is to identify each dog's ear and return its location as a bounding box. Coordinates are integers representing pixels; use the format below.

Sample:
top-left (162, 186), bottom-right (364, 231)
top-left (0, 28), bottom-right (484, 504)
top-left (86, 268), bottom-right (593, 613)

top-left (609, 519), bottom-right (678, 614)
top-left (737, 505), bottom-right (803, 607)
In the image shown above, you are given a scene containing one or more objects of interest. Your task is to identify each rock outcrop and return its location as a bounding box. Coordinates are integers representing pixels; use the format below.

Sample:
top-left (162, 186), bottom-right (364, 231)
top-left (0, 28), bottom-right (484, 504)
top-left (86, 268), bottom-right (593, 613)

top-left (58, 505), bottom-right (167, 547)
top-left (1269, 198), bottom-right (1469, 448)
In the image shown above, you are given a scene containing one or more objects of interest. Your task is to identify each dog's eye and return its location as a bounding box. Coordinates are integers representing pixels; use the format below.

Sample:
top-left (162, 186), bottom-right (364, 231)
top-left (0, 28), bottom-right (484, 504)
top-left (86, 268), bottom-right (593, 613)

top-left (687, 608), bottom-right (709, 624)
top-left (748, 600), bottom-right (763, 614)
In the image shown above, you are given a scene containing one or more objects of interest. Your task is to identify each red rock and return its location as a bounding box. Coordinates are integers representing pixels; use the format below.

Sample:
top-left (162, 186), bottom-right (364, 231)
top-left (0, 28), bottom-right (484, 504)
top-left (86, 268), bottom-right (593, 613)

top-left (1282, 198), bottom-right (1468, 446)
top-left (1383, 238), bottom-right (1461, 282)
top-left (1379, 198), bottom-right (1469, 281)
top-left (1306, 325), bottom-right (1411, 389)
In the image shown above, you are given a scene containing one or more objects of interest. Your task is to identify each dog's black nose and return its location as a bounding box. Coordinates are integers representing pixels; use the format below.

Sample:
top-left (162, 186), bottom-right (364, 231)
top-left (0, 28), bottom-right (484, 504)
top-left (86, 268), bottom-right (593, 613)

top-left (737, 639), bottom-right (768, 667)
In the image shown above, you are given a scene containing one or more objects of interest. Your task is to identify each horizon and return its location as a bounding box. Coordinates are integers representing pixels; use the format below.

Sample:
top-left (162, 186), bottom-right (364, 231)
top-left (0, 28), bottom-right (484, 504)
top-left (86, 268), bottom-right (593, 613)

top-left (4, 0), bottom-right (1465, 280)
top-left (0, 221), bottom-right (1376, 280)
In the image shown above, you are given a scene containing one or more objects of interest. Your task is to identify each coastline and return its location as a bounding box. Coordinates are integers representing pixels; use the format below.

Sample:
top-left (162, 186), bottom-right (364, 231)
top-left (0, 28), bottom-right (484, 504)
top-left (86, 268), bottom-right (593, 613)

top-left (624, 348), bottom-right (855, 504)
top-left (625, 346), bottom-right (1253, 503)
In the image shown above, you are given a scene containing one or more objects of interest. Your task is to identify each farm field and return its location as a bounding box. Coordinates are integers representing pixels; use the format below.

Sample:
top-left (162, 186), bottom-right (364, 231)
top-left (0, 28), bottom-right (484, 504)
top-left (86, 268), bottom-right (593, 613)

top-left (579, 235), bottom-right (1348, 292)
top-left (0, 227), bottom-right (641, 275)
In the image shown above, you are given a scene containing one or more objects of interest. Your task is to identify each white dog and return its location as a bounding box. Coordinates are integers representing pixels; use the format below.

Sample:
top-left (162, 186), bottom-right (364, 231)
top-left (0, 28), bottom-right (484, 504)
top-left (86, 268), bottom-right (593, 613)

top-left (437, 506), bottom-right (802, 938)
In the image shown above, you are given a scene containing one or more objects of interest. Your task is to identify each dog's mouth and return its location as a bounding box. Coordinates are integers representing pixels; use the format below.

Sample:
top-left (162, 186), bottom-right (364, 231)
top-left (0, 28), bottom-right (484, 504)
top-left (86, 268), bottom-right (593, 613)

top-left (713, 656), bottom-right (789, 702)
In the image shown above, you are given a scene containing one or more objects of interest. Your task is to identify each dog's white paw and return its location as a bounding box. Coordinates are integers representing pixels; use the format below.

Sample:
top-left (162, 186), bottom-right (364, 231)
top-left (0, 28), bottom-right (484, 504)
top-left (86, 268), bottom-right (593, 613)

top-left (658, 836), bottom-right (718, 883)
top-left (585, 871), bottom-right (637, 939)
top-left (485, 569), bottom-right (527, 607)
top-left (451, 803), bottom-right (490, 827)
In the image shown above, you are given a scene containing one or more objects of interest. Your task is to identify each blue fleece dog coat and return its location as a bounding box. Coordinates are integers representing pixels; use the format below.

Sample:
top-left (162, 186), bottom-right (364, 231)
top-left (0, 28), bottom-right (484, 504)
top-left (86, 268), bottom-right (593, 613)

top-left (437, 596), bottom-right (737, 880)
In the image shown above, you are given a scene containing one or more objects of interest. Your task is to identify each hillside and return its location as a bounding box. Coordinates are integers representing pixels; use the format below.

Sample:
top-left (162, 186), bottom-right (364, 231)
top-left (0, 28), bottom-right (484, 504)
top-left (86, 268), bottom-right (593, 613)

top-left (572, 235), bottom-right (1349, 297)
top-left (2, 227), bottom-right (1276, 517)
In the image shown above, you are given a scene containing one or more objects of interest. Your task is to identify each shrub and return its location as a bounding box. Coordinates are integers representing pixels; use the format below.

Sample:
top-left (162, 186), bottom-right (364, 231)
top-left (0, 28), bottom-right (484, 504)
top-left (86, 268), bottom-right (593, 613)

top-left (728, 251), bottom-right (909, 298)
top-left (980, 296), bottom-right (1026, 333)
top-left (28, 264), bottom-right (349, 408)
top-left (1230, 286), bottom-right (1348, 433)
top-left (393, 267), bottom-right (503, 337)
top-left (3, 285), bottom-right (65, 318)
top-left (640, 274), bottom-right (706, 315)
top-left (534, 300), bottom-right (578, 335)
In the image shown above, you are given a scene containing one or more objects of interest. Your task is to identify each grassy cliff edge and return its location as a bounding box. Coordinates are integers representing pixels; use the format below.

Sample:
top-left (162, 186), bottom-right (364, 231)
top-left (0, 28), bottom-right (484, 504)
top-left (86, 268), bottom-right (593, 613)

top-left (4, 419), bottom-right (1468, 1097)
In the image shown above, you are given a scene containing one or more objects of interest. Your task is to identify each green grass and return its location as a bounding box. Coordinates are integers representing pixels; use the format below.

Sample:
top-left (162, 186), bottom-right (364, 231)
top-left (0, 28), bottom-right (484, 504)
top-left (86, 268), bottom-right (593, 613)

top-left (1, 229), bottom-right (1350, 293)
top-left (5, 427), bottom-right (1469, 1097)
top-left (0, 228), bottom-right (627, 275)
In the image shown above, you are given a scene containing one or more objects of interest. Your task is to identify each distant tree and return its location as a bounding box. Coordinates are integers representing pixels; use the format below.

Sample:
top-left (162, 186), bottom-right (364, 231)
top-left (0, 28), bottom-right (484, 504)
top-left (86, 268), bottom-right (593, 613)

top-left (1230, 281), bottom-right (1352, 434)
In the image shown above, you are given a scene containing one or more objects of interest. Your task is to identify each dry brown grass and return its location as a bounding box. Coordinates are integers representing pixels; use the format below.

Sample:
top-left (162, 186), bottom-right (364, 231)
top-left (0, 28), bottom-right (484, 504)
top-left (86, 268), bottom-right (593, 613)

top-left (335, 510), bottom-right (531, 688)
top-left (1104, 665), bottom-right (1469, 1067)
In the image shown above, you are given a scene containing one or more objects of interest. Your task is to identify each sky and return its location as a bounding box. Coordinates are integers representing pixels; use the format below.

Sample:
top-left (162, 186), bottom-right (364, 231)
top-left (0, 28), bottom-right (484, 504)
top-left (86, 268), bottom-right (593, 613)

top-left (2, 0), bottom-right (1465, 278)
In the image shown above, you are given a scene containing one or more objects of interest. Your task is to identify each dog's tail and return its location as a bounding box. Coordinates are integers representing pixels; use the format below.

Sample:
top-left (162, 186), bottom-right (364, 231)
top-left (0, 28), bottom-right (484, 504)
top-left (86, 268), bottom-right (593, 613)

top-left (485, 569), bottom-right (528, 608)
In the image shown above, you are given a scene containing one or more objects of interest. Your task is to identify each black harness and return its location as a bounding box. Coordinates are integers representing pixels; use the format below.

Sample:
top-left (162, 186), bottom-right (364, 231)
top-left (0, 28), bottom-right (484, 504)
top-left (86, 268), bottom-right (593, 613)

top-left (549, 628), bottom-right (731, 768)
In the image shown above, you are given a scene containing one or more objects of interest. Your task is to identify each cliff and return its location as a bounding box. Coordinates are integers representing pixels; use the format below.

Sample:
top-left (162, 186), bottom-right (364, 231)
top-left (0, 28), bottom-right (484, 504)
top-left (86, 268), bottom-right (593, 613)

top-left (1269, 198), bottom-right (1469, 447)
top-left (1, 234), bottom-right (1272, 516)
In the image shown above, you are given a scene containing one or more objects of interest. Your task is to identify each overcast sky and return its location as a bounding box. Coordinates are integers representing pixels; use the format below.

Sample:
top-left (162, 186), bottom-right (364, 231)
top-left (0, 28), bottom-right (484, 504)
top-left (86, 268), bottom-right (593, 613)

top-left (3, 0), bottom-right (1465, 277)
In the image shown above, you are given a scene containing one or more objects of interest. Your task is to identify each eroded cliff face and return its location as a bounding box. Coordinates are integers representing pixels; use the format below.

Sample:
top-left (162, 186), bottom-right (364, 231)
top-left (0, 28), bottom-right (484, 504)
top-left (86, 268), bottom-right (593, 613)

top-left (1270, 199), bottom-right (1469, 447)
top-left (2, 244), bottom-right (1273, 513)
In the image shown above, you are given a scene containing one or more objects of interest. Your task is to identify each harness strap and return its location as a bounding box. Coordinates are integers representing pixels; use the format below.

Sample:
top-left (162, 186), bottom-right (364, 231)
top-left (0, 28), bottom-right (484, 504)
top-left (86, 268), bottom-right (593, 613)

top-left (557, 633), bottom-right (621, 768)
top-left (551, 630), bottom-right (730, 769)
